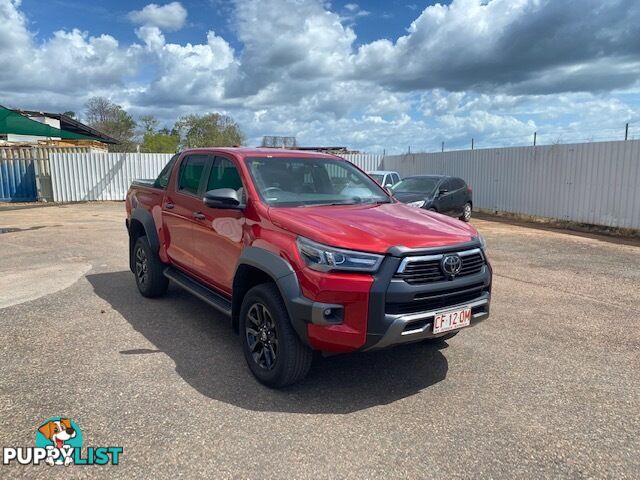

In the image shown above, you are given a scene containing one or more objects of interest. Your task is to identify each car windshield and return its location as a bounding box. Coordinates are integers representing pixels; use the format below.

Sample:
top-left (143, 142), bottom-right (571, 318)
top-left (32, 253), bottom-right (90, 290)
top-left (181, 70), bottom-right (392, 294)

top-left (393, 177), bottom-right (440, 194)
top-left (245, 157), bottom-right (390, 207)
top-left (369, 174), bottom-right (384, 184)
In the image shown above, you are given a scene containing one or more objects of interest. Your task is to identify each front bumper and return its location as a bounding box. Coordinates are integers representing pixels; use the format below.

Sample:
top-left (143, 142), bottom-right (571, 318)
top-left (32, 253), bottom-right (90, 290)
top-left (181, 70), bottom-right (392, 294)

top-left (363, 293), bottom-right (490, 351)
top-left (290, 241), bottom-right (492, 353)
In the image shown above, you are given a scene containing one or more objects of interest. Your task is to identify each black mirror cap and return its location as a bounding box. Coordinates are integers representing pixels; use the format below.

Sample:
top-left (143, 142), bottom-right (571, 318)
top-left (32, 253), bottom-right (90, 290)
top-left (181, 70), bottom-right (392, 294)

top-left (438, 188), bottom-right (449, 195)
top-left (203, 188), bottom-right (241, 209)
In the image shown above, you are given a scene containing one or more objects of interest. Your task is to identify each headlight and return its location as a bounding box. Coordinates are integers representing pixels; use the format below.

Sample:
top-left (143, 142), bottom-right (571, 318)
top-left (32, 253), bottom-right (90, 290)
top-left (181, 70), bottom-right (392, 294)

top-left (296, 237), bottom-right (383, 273)
top-left (407, 200), bottom-right (425, 208)
top-left (477, 234), bottom-right (487, 251)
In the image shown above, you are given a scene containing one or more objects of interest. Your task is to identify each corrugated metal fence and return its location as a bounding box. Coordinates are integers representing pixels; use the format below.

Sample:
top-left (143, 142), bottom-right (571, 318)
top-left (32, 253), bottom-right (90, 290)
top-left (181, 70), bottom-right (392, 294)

top-left (47, 152), bottom-right (382, 202)
top-left (49, 153), bottom-right (172, 201)
top-left (45, 143), bottom-right (639, 229)
top-left (341, 154), bottom-right (383, 172)
top-left (382, 140), bottom-right (640, 229)
top-left (0, 147), bottom-right (90, 201)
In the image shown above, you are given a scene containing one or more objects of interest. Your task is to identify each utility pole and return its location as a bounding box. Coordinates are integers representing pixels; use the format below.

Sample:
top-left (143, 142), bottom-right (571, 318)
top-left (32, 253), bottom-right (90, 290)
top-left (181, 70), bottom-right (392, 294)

top-left (441, 141), bottom-right (444, 153)
top-left (533, 132), bottom-right (537, 146)
top-left (471, 138), bottom-right (474, 150)
top-left (408, 146), bottom-right (411, 154)
top-left (625, 123), bottom-right (629, 141)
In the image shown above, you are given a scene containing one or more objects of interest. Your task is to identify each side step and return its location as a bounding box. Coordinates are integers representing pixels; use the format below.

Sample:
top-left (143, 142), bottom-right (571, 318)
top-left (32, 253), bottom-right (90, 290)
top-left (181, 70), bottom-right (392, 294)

top-left (164, 266), bottom-right (232, 317)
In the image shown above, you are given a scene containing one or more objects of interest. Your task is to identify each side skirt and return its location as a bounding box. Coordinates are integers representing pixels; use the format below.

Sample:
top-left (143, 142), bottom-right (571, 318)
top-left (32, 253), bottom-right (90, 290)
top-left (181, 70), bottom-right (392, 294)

top-left (164, 266), bottom-right (232, 317)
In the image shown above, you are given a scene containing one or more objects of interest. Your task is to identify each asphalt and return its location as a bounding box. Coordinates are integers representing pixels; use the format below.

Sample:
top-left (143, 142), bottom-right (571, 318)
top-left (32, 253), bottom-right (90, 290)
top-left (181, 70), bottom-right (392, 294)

top-left (0, 202), bottom-right (638, 479)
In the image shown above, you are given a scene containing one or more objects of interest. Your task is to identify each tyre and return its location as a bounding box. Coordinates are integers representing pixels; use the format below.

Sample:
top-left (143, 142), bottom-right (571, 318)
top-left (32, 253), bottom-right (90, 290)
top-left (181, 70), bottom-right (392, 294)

top-left (423, 331), bottom-right (459, 345)
top-left (240, 284), bottom-right (312, 388)
top-left (133, 236), bottom-right (169, 298)
top-left (460, 202), bottom-right (472, 222)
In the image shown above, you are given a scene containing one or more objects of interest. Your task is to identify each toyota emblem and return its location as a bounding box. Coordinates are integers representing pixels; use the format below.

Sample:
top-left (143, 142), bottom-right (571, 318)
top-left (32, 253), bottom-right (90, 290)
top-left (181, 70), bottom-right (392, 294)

top-left (441, 254), bottom-right (462, 277)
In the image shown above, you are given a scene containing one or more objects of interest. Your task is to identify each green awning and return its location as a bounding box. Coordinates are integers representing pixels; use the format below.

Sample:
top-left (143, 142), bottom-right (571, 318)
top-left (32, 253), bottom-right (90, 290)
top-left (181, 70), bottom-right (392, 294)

top-left (0, 105), bottom-right (104, 141)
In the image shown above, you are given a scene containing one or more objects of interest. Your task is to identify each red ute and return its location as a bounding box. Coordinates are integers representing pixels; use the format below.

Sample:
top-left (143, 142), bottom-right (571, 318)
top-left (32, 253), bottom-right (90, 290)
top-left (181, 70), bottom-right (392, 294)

top-left (126, 148), bottom-right (491, 387)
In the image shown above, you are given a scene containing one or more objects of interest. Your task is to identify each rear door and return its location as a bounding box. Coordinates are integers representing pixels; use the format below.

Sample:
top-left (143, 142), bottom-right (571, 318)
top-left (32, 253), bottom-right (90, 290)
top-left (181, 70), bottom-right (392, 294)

top-left (162, 153), bottom-right (210, 272)
top-left (435, 178), bottom-right (455, 214)
top-left (190, 155), bottom-right (246, 294)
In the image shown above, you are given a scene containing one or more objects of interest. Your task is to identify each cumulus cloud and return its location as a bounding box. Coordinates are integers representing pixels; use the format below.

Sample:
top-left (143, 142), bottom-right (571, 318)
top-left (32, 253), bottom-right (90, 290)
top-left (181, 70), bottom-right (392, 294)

top-left (352, 0), bottom-right (640, 94)
top-left (1, 0), bottom-right (639, 152)
top-left (128, 2), bottom-right (187, 32)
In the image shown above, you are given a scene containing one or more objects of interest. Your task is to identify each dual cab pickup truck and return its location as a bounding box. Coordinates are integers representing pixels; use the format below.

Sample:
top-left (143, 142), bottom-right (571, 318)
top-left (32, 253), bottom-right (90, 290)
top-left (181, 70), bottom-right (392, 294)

top-left (126, 148), bottom-right (491, 387)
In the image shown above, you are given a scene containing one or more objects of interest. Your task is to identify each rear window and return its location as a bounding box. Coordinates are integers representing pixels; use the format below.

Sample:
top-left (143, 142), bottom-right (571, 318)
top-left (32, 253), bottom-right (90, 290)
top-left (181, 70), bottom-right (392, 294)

top-left (178, 154), bottom-right (209, 195)
top-left (153, 154), bottom-right (178, 189)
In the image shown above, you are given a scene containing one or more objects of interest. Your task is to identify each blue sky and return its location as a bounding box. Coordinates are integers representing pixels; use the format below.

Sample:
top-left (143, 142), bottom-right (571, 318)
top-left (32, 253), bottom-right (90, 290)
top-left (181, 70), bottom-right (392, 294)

top-left (1, 0), bottom-right (639, 152)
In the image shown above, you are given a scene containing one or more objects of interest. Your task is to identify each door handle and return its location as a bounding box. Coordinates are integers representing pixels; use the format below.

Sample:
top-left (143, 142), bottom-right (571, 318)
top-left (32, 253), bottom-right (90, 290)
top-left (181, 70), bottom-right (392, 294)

top-left (164, 202), bottom-right (174, 209)
top-left (193, 212), bottom-right (205, 220)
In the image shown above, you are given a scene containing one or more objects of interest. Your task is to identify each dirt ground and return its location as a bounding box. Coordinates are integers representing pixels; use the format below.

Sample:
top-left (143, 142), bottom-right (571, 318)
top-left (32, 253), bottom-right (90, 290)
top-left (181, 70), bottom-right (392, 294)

top-left (1, 202), bottom-right (639, 479)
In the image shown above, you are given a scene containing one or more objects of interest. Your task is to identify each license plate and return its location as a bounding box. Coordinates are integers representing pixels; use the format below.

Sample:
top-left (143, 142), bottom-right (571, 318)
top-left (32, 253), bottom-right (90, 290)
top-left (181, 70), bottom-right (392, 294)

top-left (433, 306), bottom-right (472, 334)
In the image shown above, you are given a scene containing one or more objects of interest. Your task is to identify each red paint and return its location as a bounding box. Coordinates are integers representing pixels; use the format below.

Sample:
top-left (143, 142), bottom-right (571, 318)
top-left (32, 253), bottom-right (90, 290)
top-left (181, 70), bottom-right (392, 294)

top-left (126, 148), bottom-right (481, 352)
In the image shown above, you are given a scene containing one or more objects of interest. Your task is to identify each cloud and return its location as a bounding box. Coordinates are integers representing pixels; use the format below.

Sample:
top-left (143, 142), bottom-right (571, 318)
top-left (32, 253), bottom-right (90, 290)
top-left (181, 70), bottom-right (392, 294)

top-left (351, 0), bottom-right (640, 94)
top-left (1, 0), bottom-right (639, 152)
top-left (128, 2), bottom-right (187, 31)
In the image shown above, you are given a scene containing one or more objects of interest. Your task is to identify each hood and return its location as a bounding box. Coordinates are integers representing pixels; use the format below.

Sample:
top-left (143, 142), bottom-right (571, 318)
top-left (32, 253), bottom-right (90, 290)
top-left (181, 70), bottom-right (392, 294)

top-left (268, 202), bottom-right (477, 254)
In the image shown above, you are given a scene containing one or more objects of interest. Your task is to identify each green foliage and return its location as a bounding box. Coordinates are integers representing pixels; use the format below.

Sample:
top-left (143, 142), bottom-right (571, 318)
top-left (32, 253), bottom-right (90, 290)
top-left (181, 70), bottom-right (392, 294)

top-left (141, 131), bottom-right (180, 153)
top-left (175, 113), bottom-right (245, 149)
top-left (85, 97), bottom-right (136, 152)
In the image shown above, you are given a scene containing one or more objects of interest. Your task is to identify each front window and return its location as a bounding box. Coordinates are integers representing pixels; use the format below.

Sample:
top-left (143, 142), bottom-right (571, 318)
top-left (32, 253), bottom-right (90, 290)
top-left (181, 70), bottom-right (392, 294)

top-left (393, 177), bottom-right (440, 194)
top-left (245, 157), bottom-right (390, 207)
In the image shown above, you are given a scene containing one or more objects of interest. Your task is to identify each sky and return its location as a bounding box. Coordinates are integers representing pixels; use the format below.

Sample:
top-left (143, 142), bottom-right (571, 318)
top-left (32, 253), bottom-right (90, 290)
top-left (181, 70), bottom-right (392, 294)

top-left (1, 0), bottom-right (639, 153)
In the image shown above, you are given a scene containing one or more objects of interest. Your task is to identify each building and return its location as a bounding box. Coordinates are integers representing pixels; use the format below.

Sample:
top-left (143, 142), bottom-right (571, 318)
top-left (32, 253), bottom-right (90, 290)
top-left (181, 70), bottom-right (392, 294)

top-left (0, 105), bottom-right (118, 149)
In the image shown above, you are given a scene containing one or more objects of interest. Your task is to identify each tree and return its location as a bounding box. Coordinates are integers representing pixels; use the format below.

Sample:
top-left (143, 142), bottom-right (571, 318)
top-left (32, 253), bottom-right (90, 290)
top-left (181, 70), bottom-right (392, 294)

top-left (137, 115), bottom-right (180, 153)
top-left (85, 97), bottom-right (136, 152)
top-left (139, 114), bottom-right (159, 134)
top-left (175, 113), bottom-right (244, 148)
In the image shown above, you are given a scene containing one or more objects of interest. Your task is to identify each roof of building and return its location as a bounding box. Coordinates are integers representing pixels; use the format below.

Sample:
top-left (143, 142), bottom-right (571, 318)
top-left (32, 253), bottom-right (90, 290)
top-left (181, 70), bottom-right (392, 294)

top-left (11, 108), bottom-right (119, 144)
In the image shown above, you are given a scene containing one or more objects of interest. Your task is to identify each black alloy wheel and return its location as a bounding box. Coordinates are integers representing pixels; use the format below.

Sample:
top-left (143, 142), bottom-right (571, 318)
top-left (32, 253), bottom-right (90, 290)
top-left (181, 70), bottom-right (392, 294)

top-left (245, 303), bottom-right (279, 370)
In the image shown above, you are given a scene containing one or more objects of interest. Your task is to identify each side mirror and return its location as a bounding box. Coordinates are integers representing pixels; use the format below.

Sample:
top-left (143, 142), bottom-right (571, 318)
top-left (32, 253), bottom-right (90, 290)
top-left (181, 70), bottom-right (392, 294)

top-left (385, 186), bottom-right (394, 196)
top-left (438, 188), bottom-right (449, 196)
top-left (384, 183), bottom-right (393, 188)
top-left (203, 188), bottom-right (241, 209)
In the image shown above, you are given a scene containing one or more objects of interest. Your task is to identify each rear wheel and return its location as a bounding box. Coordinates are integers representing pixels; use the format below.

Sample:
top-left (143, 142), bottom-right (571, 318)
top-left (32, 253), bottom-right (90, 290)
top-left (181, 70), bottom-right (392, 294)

top-left (133, 236), bottom-right (169, 298)
top-left (240, 284), bottom-right (312, 388)
top-left (460, 202), bottom-right (472, 222)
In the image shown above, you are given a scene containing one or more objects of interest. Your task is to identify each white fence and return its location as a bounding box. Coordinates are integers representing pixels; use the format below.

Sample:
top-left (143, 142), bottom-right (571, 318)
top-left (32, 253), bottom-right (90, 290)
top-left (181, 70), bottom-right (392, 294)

top-left (49, 153), bottom-right (172, 201)
top-left (341, 153), bottom-right (383, 172)
top-left (48, 143), bottom-right (640, 229)
top-left (383, 140), bottom-right (640, 229)
top-left (48, 152), bottom-right (382, 202)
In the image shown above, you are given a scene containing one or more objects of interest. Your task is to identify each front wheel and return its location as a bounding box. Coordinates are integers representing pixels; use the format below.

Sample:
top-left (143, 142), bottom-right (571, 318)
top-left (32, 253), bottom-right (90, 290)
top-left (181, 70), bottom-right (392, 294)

top-left (240, 284), bottom-right (312, 388)
top-left (460, 202), bottom-right (472, 222)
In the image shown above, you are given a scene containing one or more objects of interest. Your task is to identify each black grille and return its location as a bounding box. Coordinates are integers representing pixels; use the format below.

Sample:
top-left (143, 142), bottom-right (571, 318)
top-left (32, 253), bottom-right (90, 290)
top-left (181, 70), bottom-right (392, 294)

top-left (396, 251), bottom-right (484, 285)
top-left (386, 283), bottom-right (487, 315)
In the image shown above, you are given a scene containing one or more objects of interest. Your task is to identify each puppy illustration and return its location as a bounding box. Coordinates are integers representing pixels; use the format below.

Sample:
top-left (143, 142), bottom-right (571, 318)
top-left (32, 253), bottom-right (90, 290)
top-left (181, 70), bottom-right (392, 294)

top-left (38, 419), bottom-right (76, 466)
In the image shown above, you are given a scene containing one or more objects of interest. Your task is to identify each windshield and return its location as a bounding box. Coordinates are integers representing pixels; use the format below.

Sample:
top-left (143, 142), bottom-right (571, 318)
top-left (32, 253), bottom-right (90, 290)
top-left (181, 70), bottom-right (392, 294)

top-left (369, 174), bottom-right (384, 184)
top-left (245, 157), bottom-right (390, 207)
top-left (393, 177), bottom-right (440, 194)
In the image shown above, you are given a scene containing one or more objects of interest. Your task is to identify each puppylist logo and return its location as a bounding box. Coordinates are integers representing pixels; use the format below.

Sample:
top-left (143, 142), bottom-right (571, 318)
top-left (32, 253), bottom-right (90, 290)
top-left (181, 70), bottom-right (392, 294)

top-left (3, 417), bottom-right (123, 467)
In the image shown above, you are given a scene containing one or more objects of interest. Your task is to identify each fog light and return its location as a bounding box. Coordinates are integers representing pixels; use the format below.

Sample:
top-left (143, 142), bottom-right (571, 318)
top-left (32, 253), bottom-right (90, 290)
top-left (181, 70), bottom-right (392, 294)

top-left (324, 308), bottom-right (332, 317)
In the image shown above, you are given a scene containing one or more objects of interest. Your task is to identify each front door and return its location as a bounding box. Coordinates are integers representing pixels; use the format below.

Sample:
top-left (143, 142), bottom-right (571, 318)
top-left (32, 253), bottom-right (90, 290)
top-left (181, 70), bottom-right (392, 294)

top-left (162, 153), bottom-right (210, 272)
top-left (435, 178), bottom-right (455, 215)
top-left (190, 155), bottom-right (246, 294)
